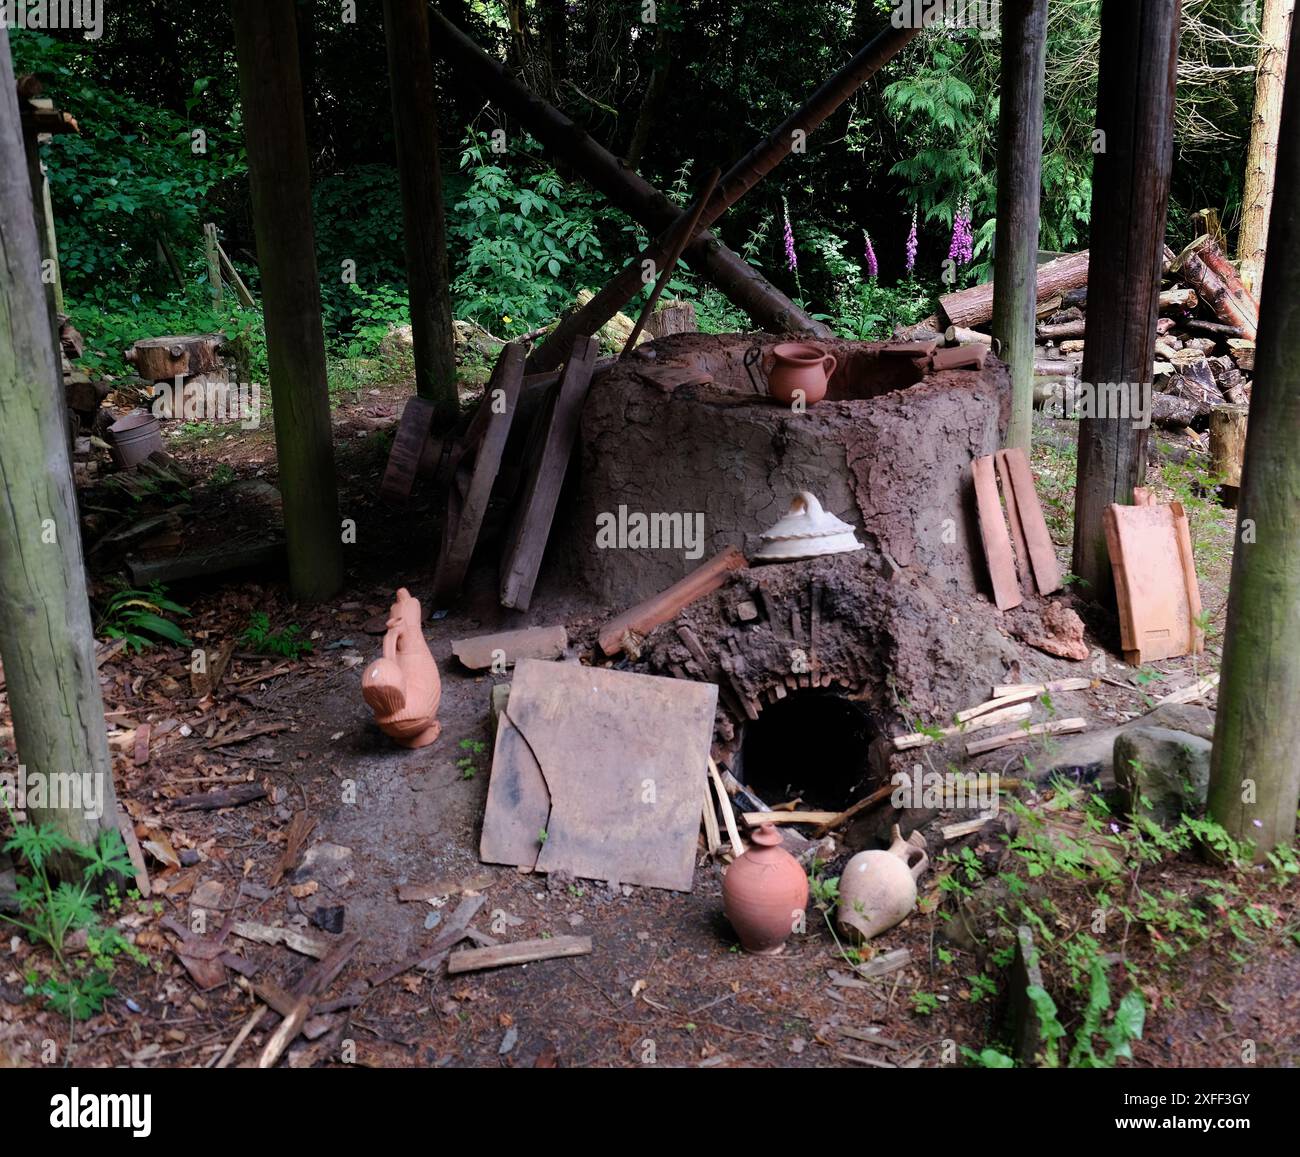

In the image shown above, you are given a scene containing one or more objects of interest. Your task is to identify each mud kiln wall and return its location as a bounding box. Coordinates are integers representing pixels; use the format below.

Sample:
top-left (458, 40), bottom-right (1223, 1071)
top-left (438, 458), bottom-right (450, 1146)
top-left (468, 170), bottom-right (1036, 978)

top-left (547, 333), bottom-right (1012, 608)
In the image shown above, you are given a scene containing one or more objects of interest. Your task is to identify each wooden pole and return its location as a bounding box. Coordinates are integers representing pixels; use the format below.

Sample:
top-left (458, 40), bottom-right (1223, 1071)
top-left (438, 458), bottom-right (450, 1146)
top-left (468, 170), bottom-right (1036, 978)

top-left (203, 222), bottom-right (223, 307)
top-left (0, 26), bottom-right (122, 865)
top-left (620, 168), bottom-right (720, 358)
top-left (1238, 0), bottom-right (1295, 299)
top-left (1071, 0), bottom-right (1180, 603)
top-left (1208, 13), bottom-right (1300, 860)
top-left (382, 0), bottom-right (459, 427)
top-left (991, 0), bottom-right (1049, 451)
top-left (428, 7), bottom-right (833, 340)
top-left (232, 0), bottom-right (342, 601)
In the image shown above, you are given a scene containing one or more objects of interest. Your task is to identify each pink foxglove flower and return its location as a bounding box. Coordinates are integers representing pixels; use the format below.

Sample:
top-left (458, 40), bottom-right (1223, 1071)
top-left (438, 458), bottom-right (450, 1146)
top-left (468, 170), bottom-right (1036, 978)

top-left (905, 207), bottom-right (919, 274)
top-left (948, 195), bottom-right (974, 268)
top-left (782, 199), bottom-right (798, 272)
top-left (864, 230), bottom-right (878, 279)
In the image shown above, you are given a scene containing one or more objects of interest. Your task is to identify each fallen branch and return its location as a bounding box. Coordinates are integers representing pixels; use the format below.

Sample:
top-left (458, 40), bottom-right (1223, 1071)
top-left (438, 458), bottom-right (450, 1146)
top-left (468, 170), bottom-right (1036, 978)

top-left (964, 718), bottom-right (1087, 757)
top-left (447, 935), bottom-right (592, 974)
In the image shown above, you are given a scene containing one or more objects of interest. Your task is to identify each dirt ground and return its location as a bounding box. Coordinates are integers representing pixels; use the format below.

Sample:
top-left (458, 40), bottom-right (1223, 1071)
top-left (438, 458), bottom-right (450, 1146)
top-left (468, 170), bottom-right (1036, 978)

top-left (1, 376), bottom-right (1295, 1069)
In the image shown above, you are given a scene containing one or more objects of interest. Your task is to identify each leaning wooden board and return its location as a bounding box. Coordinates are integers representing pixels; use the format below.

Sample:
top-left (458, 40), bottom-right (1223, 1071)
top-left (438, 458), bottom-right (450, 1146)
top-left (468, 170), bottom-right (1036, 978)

top-left (1104, 500), bottom-right (1204, 665)
top-left (379, 396), bottom-right (436, 503)
top-left (999, 447), bottom-right (1062, 595)
top-left (431, 342), bottom-right (526, 603)
top-left (499, 335), bottom-right (599, 611)
top-left (970, 454), bottom-right (1022, 610)
top-left (480, 658), bottom-right (717, 892)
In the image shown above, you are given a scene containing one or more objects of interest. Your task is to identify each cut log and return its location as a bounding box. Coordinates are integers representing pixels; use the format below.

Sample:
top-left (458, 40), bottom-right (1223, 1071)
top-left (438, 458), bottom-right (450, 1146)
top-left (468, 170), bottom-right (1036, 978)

top-left (1171, 236), bottom-right (1259, 340)
top-left (1037, 320), bottom-right (1086, 341)
top-left (1208, 403), bottom-right (1249, 499)
top-left (1159, 286), bottom-right (1199, 313)
top-left (944, 325), bottom-right (992, 346)
top-left (940, 251), bottom-right (1090, 330)
top-left (644, 300), bottom-right (696, 339)
top-left (1183, 318), bottom-right (1244, 339)
top-left (597, 546), bottom-right (747, 657)
top-left (124, 334), bottom-right (224, 382)
top-left (1227, 338), bottom-right (1256, 372)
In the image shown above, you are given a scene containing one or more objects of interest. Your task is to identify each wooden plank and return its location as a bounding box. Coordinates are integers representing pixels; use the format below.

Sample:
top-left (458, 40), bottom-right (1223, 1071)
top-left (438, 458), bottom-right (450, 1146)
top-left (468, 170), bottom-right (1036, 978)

top-left (992, 677), bottom-right (1094, 698)
top-left (701, 781), bottom-right (721, 856)
top-left (994, 450), bottom-right (1033, 596)
top-left (432, 341), bottom-right (526, 603)
top-left (499, 335), bottom-right (599, 611)
top-left (1001, 447), bottom-right (1061, 595)
top-left (964, 717), bottom-right (1087, 757)
top-left (447, 935), bottom-right (591, 974)
top-left (741, 810), bottom-right (840, 827)
top-left (971, 454), bottom-right (1022, 610)
top-left (379, 396), bottom-right (436, 503)
top-left (891, 702), bottom-right (1033, 751)
top-left (451, 625), bottom-right (568, 670)
top-left (708, 758), bottom-right (744, 858)
top-left (598, 547), bottom-right (748, 656)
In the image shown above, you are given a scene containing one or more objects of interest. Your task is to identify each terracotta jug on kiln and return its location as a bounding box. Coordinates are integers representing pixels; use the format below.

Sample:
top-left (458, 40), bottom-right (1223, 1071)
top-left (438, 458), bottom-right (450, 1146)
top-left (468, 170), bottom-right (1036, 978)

top-left (722, 824), bottom-right (809, 954)
top-left (766, 342), bottom-right (837, 407)
top-left (836, 825), bottom-right (928, 944)
top-left (361, 588), bottom-right (442, 748)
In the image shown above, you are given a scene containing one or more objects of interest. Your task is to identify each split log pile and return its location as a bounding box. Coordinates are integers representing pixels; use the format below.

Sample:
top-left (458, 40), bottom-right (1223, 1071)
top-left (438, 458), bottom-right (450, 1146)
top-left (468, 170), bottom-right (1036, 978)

top-left (904, 237), bottom-right (1259, 445)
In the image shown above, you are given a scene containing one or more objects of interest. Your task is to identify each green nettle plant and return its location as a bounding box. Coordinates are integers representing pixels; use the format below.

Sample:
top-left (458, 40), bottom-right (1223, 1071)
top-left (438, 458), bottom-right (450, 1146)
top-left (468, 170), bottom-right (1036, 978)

top-left (448, 131), bottom-right (612, 332)
top-left (0, 805), bottom-right (151, 1021)
top-left (240, 611), bottom-right (313, 659)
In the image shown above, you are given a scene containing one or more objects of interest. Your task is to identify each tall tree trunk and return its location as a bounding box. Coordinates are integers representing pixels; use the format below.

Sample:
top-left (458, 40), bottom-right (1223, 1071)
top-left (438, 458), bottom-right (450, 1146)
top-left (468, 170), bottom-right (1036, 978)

top-left (1071, 0), bottom-right (1180, 603)
top-left (0, 26), bottom-right (122, 867)
top-left (1208, 13), bottom-right (1300, 861)
top-left (625, 21), bottom-right (672, 168)
top-left (383, 0), bottom-right (459, 426)
top-left (992, 0), bottom-right (1050, 451)
top-left (232, 0), bottom-right (343, 602)
top-left (1237, 0), bottom-right (1294, 299)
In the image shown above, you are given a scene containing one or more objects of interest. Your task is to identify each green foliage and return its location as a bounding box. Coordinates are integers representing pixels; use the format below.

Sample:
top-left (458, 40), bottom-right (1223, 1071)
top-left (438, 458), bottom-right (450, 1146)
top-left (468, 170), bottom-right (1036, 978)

top-left (96, 582), bottom-right (191, 652)
top-left (448, 131), bottom-right (614, 333)
top-left (1025, 959), bottom-right (1147, 1069)
top-left (0, 806), bottom-right (149, 1021)
top-left (240, 612), bottom-right (312, 659)
top-left (12, 34), bottom-right (245, 297)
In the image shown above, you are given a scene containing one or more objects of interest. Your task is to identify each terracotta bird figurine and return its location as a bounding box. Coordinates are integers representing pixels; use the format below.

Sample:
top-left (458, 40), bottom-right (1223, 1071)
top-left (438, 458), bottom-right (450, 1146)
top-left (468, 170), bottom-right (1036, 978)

top-left (361, 588), bottom-right (442, 748)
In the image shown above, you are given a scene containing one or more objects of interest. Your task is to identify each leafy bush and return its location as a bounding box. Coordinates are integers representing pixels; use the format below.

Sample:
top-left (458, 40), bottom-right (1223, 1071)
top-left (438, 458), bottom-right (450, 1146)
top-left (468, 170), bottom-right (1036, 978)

top-left (240, 611), bottom-right (312, 659)
top-left (448, 131), bottom-right (615, 333)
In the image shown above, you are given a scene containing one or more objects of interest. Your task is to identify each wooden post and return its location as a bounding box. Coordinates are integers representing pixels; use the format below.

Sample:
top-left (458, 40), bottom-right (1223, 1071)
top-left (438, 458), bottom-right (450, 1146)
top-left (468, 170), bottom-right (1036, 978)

top-left (1071, 0), bottom-right (1180, 602)
top-left (232, 0), bottom-right (342, 601)
top-left (991, 0), bottom-right (1049, 451)
top-left (203, 222), bottom-right (223, 307)
top-left (382, 0), bottom-right (458, 427)
top-left (1238, 0), bottom-right (1295, 299)
top-left (0, 26), bottom-right (122, 863)
top-left (1208, 14), bottom-right (1300, 860)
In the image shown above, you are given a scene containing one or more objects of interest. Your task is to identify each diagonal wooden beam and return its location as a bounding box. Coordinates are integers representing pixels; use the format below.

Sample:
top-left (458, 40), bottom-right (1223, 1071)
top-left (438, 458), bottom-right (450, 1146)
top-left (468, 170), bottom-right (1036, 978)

top-left (522, 17), bottom-right (921, 369)
top-left (430, 7), bottom-right (846, 343)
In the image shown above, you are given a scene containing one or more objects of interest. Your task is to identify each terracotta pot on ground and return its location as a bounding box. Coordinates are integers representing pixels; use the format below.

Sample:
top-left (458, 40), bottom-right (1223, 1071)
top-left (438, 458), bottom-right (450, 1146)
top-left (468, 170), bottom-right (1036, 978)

top-left (836, 824), bottom-right (928, 944)
top-left (361, 588), bottom-right (442, 748)
top-left (722, 823), bottom-right (809, 954)
top-left (766, 342), bottom-right (837, 406)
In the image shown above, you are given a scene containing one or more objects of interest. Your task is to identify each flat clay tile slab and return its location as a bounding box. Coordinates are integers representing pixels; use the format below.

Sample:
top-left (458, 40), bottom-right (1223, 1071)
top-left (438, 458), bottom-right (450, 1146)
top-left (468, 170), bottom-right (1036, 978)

top-left (480, 659), bottom-right (717, 892)
top-left (1104, 500), bottom-right (1204, 665)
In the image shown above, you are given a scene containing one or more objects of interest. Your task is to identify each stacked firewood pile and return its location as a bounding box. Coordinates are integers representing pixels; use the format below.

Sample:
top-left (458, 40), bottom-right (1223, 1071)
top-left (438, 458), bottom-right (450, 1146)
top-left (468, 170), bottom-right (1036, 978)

top-left (901, 235), bottom-right (1258, 435)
